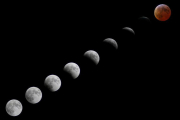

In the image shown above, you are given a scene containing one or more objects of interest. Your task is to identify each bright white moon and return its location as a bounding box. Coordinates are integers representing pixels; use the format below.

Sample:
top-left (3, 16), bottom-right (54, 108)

top-left (5, 99), bottom-right (23, 117)
top-left (25, 87), bottom-right (42, 104)
top-left (44, 74), bottom-right (61, 92)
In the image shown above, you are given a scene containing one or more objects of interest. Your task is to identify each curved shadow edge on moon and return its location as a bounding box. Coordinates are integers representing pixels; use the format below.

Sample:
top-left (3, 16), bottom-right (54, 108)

top-left (63, 62), bottom-right (80, 79)
top-left (44, 74), bottom-right (62, 92)
top-left (84, 50), bottom-right (100, 65)
top-left (103, 38), bottom-right (118, 50)
top-left (122, 27), bottom-right (135, 35)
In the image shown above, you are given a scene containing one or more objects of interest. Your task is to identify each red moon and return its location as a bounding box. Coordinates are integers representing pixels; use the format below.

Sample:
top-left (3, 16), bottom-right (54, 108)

top-left (154, 4), bottom-right (171, 21)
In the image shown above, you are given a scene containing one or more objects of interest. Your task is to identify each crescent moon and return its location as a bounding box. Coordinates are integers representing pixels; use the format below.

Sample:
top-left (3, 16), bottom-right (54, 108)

top-left (84, 50), bottom-right (100, 65)
top-left (103, 38), bottom-right (118, 50)
top-left (122, 27), bottom-right (135, 35)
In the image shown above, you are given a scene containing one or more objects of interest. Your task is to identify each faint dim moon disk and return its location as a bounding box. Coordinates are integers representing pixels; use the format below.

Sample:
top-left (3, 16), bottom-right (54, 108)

top-left (25, 87), bottom-right (42, 104)
top-left (84, 50), bottom-right (100, 65)
top-left (5, 99), bottom-right (23, 117)
top-left (136, 16), bottom-right (152, 34)
top-left (63, 62), bottom-right (80, 79)
top-left (44, 74), bottom-right (61, 92)
top-left (139, 16), bottom-right (150, 20)
top-left (154, 4), bottom-right (171, 21)
top-left (103, 38), bottom-right (118, 50)
top-left (122, 27), bottom-right (135, 35)
top-left (138, 16), bottom-right (151, 23)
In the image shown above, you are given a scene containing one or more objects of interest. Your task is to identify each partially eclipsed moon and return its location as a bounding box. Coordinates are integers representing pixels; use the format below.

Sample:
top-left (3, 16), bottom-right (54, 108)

top-left (84, 50), bottom-right (100, 65)
top-left (122, 27), bottom-right (135, 35)
top-left (103, 38), bottom-right (118, 50)
top-left (5, 99), bottom-right (23, 116)
top-left (138, 16), bottom-right (151, 23)
top-left (154, 4), bottom-right (171, 21)
top-left (63, 62), bottom-right (80, 79)
top-left (25, 87), bottom-right (42, 104)
top-left (44, 75), bottom-right (61, 92)
top-left (136, 16), bottom-right (151, 34)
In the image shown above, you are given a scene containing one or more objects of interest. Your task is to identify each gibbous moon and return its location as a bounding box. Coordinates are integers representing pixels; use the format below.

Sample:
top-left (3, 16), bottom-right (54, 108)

top-left (5, 99), bottom-right (23, 116)
top-left (122, 27), bottom-right (135, 35)
top-left (25, 87), bottom-right (42, 104)
top-left (84, 50), bottom-right (100, 65)
top-left (154, 4), bottom-right (171, 21)
top-left (103, 38), bottom-right (118, 50)
top-left (44, 74), bottom-right (61, 92)
top-left (63, 62), bottom-right (80, 79)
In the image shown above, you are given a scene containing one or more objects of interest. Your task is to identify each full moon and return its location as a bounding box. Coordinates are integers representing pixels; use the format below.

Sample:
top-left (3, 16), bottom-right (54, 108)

top-left (154, 4), bottom-right (171, 21)
top-left (44, 74), bottom-right (61, 92)
top-left (25, 87), bottom-right (42, 104)
top-left (84, 50), bottom-right (100, 65)
top-left (63, 62), bottom-right (80, 79)
top-left (103, 38), bottom-right (118, 50)
top-left (5, 99), bottom-right (23, 116)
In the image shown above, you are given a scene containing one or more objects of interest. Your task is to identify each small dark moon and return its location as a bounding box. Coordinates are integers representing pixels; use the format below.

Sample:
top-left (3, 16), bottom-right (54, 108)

top-left (136, 16), bottom-right (152, 35)
top-left (154, 4), bottom-right (171, 21)
top-left (138, 16), bottom-right (151, 24)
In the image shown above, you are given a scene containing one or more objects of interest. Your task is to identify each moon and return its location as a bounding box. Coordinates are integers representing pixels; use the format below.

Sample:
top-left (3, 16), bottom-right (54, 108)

top-left (122, 27), bottom-right (135, 35)
top-left (154, 4), bottom-right (171, 21)
top-left (5, 99), bottom-right (23, 116)
top-left (84, 50), bottom-right (100, 65)
top-left (139, 16), bottom-right (149, 20)
top-left (63, 62), bottom-right (80, 79)
top-left (138, 16), bottom-right (151, 23)
top-left (103, 38), bottom-right (118, 50)
top-left (25, 87), bottom-right (42, 104)
top-left (44, 74), bottom-right (61, 92)
top-left (136, 16), bottom-right (151, 34)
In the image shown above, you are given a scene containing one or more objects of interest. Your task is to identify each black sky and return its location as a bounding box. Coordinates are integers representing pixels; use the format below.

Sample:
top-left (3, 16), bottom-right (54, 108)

top-left (1, 1), bottom-right (177, 119)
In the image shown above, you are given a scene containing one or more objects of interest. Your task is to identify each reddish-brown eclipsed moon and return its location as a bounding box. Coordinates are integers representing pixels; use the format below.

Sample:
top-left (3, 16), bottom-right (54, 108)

top-left (154, 4), bottom-right (171, 21)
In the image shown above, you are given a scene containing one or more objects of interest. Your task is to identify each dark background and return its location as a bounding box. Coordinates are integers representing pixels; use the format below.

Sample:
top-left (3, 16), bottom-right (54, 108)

top-left (1, 1), bottom-right (177, 119)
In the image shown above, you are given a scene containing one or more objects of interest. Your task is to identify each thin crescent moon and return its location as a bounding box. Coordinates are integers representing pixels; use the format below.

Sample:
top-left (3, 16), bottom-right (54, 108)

top-left (122, 27), bottom-right (135, 35)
